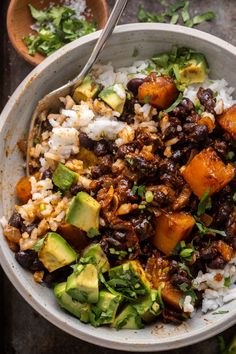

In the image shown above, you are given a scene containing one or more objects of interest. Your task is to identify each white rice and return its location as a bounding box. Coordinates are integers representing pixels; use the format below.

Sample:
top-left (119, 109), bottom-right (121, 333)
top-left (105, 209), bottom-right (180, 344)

top-left (184, 78), bottom-right (236, 110)
top-left (194, 256), bottom-right (236, 313)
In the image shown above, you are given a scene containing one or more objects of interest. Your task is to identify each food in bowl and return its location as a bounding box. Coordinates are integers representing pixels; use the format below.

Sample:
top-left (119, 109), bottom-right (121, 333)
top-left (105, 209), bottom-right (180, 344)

top-left (1, 46), bottom-right (236, 329)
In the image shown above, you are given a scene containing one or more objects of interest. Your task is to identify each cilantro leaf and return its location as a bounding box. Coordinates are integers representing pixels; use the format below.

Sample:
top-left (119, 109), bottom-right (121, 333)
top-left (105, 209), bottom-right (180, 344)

top-left (192, 11), bottom-right (216, 26)
top-left (196, 221), bottom-right (226, 237)
top-left (33, 236), bottom-right (46, 252)
top-left (131, 183), bottom-right (146, 198)
top-left (138, 6), bottom-right (166, 23)
top-left (181, 1), bottom-right (190, 23)
top-left (224, 277), bottom-right (231, 288)
top-left (197, 190), bottom-right (212, 216)
top-left (28, 4), bottom-right (48, 23)
top-left (213, 310), bottom-right (229, 315)
top-left (164, 92), bottom-right (183, 113)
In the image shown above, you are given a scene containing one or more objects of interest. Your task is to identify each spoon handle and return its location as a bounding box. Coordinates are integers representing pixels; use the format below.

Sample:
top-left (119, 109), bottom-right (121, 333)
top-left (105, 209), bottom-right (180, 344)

top-left (72, 0), bottom-right (128, 87)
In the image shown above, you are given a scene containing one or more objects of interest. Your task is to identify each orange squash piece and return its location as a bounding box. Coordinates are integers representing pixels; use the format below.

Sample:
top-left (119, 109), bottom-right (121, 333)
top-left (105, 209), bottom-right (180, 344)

top-left (217, 104), bottom-right (236, 139)
top-left (15, 176), bottom-right (31, 204)
top-left (138, 73), bottom-right (179, 110)
top-left (198, 116), bottom-right (215, 133)
top-left (145, 256), bottom-right (183, 311)
top-left (152, 212), bottom-right (195, 256)
top-left (181, 147), bottom-right (235, 198)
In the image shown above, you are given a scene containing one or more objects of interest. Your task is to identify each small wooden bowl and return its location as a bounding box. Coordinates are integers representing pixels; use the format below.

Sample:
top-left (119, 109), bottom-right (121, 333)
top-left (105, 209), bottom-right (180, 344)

top-left (7, 0), bottom-right (109, 66)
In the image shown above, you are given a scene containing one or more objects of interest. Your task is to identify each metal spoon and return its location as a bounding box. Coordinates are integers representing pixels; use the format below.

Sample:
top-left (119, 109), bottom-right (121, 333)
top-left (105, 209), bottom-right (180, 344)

top-left (26, 0), bottom-right (128, 175)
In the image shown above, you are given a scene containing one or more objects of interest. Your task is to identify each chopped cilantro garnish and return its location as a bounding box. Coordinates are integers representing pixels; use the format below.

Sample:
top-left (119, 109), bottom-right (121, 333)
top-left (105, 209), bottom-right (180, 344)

top-left (33, 236), bottom-right (46, 252)
top-left (226, 151), bottom-right (235, 160)
top-left (131, 183), bottom-right (146, 197)
top-left (213, 310), bottom-right (229, 315)
top-left (224, 277), bottom-right (231, 288)
top-left (24, 4), bottom-right (97, 57)
top-left (164, 92), bottom-right (183, 113)
top-left (197, 190), bottom-right (212, 216)
top-left (196, 221), bottom-right (226, 237)
top-left (137, 1), bottom-right (216, 28)
top-left (179, 247), bottom-right (194, 261)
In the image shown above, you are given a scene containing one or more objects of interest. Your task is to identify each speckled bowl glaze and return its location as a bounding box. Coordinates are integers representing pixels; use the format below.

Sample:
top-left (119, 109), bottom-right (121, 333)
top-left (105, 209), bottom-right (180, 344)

top-left (0, 24), bottom-right (236, 351)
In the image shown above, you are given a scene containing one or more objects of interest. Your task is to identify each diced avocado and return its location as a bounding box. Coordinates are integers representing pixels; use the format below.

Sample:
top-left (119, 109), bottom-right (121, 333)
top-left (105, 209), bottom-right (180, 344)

top-left (107, 261), bottom-right (151, 301)
top-left (52, 163), bottom-right (77, 191)
top-left (73, 76), bottom-right (99, 103)
top-left (133, 289), bottom-right (162, 322)
top-left (90, 290), bottom-right (122, 327)
top-left (99, 84), bottom-right (126, 114)
top-left (173, 53), bottom-right (208, 85)
top-left (66, 263), bottom-right (99, 303)
top-left (65, 191), bottom-right (101, 232)
top-left (112, 305), bottom-right (143, 329)
top-left (38, 232), bottom-right (77, 272)
top-left (81, 243), bottom-right (110, 273)
top-left (76, 147), bottom-right (98, 168)
top-left (54, 282), bottom-right (90, 323)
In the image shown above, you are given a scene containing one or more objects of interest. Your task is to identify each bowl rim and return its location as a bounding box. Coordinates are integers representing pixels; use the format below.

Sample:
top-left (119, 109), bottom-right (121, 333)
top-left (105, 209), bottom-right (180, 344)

top-left (1, 23), bottom-right (236, 351)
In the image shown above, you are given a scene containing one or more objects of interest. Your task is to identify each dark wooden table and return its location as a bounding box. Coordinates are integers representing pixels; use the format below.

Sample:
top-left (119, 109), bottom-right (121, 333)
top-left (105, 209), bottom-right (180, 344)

top-left (1, 1), bottom-right (236, 353)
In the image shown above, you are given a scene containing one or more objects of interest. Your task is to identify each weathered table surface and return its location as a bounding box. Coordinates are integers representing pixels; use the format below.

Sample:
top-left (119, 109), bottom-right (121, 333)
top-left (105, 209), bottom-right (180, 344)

top-left (0, 0), bottom-right (236, 353)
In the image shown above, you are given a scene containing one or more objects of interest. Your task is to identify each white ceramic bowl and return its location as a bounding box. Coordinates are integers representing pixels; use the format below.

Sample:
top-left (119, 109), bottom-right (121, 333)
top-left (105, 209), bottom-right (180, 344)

top-left (0, 24), bottom-right (236, 352)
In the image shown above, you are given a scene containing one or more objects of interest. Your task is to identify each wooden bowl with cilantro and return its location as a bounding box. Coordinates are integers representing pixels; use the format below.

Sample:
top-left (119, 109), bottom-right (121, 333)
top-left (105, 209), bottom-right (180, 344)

top-left (7, 0), bottom-right (109, 66)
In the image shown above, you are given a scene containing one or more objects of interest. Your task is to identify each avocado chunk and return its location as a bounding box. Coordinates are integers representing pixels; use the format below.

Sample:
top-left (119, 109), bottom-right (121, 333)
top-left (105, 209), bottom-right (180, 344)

top-left (173, 53), bottom-right (208, 85)
top-left (66, 263), bottom-right (99, 303)
top-left (112, 305), bottom-right (143, 329)
top-left (133, 289), bottom-right (161, 322)
top-left (90, 290), bottom-right (122, 327)
top-left (107, 261), bottom-right (151, 301)
top-left (52, 163), bottom-right (77, 191)
top-left (38, 232), bottom-right (77, 272)
top-left (54, 282), bottom-right (90, 323)
top-left (81, 243), bottom-right (110, 273)
top-left (73, 76), bottom-right (99, 103)
top-left (65, 191), bottom-right (101, 232)
top-left (99, 84), bottom-right (126, 114)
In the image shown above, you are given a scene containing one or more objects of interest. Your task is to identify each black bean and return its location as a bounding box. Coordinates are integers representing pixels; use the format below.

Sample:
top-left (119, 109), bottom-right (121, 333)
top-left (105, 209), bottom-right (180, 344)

top-left (184, 123), bottom-right (208, 143)
top-left (197, 87), bottom-right (216, 114)
top-left (79, 132), bottom-right (94, 150)
top-left (212, 140), bottom-right (228, 157)
top-left (70, 183), bottom-right (87, 196)
top-left (200, 247), bottom-right (217, 260)
top-left (170, 274), bottom-right (192, 288)
top-left (208, 257), bottom-right (225, 269)
top-left (116, 143), bottom-right (136, 158)
top-left (43, 266), bottom-right (73, 286)
top-left (8, 212), bottom-right (23, 229)
top-left (41, 169), bottom-right (53, 180)
top-left (127, 78), bottom-right (144, 96)
top-left (172, 98), bottom-right (195, 118)
top-left (99, 155), bottom-right (114, 173)
top-left (94, 140), bottom-right (109, 156)
top-left (21, 223), bottom-right (37, 235)
top-left (15, 250), bottom-right (43, 271)
top-left (90, 166), bottom-right (104, 179)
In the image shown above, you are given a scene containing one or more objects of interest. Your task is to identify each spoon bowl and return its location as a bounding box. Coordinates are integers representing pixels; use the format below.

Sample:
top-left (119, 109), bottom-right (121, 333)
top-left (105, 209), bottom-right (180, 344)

top-left (7, 0), bottom-right (109, 66)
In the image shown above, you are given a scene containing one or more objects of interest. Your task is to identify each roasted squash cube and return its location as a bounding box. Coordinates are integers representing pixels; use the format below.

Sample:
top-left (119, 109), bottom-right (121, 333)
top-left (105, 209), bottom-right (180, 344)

top-left (152, 212), bottom-right (195, 256)
top-left (217, 104), bottom-right (236, 139)
top-left (162, 282), bottom-right (183, 311)
top-left (15, 176), bottom-right (31, 204)
top-left (181, 147), bottom-right (235, 198)
top-left (138, 74), bottom-right (178, 110)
